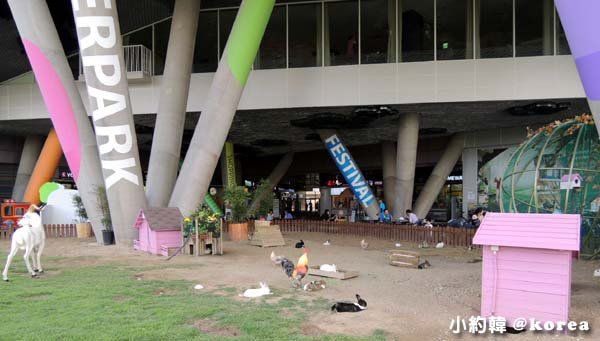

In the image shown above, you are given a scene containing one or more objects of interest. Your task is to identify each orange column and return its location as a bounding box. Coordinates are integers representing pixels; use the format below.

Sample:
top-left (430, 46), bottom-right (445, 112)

top-left (23, 129), bottom-right (62, 204)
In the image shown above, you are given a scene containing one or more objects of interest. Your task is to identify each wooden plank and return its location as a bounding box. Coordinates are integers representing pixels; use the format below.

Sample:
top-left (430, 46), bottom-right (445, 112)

top-left (308, 266), bottom-right (358, 280)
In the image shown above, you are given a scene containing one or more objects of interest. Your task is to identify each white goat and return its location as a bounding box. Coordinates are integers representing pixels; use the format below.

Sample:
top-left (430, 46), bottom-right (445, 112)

top-left (3, 206), bottom-right (45, 282)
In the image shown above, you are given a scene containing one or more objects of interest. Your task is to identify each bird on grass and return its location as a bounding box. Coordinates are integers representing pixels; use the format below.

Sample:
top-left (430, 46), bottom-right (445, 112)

top-left (360, 239), bottom-right (369, 250)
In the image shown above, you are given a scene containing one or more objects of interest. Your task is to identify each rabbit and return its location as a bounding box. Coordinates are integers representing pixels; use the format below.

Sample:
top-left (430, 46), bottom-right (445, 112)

top-left (303, 279), bottom-right (326, 291)
top-left (331, 294), bottom-right (367, 313)
top-left (319, 264), bottom-right (337, 272)
top-left (417, 260), bottom-right (431, 269)
top-left (240, 282), bottom-right (272, 298)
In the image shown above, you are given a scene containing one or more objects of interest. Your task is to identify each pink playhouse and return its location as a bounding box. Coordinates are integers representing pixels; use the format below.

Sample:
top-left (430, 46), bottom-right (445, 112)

top-left (133, 207), bottom-right (183, 256)
top-left (473, 212), bottom-right (580, 326)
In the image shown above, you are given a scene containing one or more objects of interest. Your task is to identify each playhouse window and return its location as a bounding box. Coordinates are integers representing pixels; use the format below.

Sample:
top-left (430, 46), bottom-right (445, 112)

top-left (4, 206), bottom-right (12, 216)
top-left (15, 208), bottom-right (24, 216)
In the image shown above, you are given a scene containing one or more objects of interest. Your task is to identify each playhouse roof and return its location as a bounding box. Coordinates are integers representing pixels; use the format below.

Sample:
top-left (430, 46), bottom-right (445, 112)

top-left (134, 207), bottom-right (183, 231)
top-left (473, 212), bottom-right (580, 251)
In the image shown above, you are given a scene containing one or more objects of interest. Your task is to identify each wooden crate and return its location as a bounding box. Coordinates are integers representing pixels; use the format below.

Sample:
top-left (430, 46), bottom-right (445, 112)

top-left (308, 266), bottom-right (358, 280)
top-left (388, 250), bottom-right (420, 268)
top-left (160, 245), bottom-right (180, 257)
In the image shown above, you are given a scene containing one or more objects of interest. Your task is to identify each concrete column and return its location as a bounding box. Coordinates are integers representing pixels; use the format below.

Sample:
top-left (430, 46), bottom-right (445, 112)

top-left (381, 141), bottom-right (396, 213)
top-left (393, 113), bottom-right (419, 219)
top-left (146, 0), bottom-right (201, 207)
top-left (462, 148), bottom-right (478, 218)
top-left (319, 187), bottom-right (332, 215)
top-left (248, 152), bottom-right (294, 215)
top-left (555, 1), bottom-right (600, 136)
top-left (318, 130), bottom-right (379, 220)
top-left (8, 0), bottom-right (107, 244)
top-left (170, 0), bottom-right (276, 216)
top-left (413, 133), bottom-right (465, 219)
top-left (72, 1), bottom-right (147, 245)
top-left (23, 130), bottom-right (62, 204)
top-left (12, 136), bottom-right (44, 201)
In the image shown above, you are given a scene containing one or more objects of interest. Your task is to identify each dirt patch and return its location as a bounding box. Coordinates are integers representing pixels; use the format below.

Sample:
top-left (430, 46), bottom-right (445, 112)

top-left (2, 233), bottom-right (599, 340)
top-left (301, 323), bottom-right (326, 337)
top-left (193, 318), bottom-right (241, 337)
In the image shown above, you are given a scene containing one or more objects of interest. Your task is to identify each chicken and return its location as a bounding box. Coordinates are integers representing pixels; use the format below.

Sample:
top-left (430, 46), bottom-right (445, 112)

top-left (360, 239), bottom-right (369, 250)
top-left (270, 251), bottom-right (284, 265)
top-left (291, 248), bottom-right (309, 288)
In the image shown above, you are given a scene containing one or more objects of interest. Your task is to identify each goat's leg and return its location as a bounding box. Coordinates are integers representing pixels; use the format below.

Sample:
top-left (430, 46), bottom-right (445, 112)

top-left (23, 246), bottom-right (36, 278)
top-left (35, 241), bottom-right (44, 273)
top-left (2, 243), bottom-right (18, 281)
top-left (31, 246), bottom-right (38, 272)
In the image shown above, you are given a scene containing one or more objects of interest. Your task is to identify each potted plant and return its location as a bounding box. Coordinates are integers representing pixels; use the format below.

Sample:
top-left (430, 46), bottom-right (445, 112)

top-left (95, 186), bottom-right (114, 245)
top-left (223, 185), bottom-right (250, 241)
top-left (253, 179), bottom-right (274, 220)
top-left (72, 194), bottom-right (92, 238)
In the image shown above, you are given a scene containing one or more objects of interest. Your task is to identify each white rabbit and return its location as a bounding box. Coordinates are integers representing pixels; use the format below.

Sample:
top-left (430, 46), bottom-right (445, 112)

top-left (240, 282), bottom-right (272, 298)
top-left (319, 264), bottom-right (337, 272)
top-left (594, 269), bottom-right (600, 277)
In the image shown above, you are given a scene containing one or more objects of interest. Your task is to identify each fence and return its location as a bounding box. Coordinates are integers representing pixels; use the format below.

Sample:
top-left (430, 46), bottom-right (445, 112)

top-left (225, 220), bottom-right (478, 248)
top-left (0, 224), bottom-right (77, 240)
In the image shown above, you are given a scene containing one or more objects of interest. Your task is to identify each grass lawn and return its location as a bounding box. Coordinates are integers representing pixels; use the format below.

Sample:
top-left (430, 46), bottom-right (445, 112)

top-left (0, 255), bottom-right (386, 340)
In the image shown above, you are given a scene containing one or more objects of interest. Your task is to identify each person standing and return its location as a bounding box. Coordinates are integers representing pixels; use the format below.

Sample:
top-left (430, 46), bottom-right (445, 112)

top-left (378, 199), bottom-right (386, 213)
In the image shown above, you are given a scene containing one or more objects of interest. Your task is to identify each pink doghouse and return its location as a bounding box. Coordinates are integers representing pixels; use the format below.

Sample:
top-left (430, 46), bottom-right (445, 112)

top-left (133, 208), bottom-right (183, 256)
top-left (473, 212), bottom-right (580, 327)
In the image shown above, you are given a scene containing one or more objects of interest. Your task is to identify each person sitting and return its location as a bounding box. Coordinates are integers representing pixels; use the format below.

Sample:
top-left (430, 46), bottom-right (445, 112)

top-left (284, 211), bottom-right (293, 220)
top-left (320, 209), bottom-right (336, 221)
top-left (405, 209), bottom-right (420, 225)
top-left (471, 207), bottom-right (484, 227)
top-left (266, 210), bottom-right (274, 221)
top-left (379, 209), bottom-right (393, 223)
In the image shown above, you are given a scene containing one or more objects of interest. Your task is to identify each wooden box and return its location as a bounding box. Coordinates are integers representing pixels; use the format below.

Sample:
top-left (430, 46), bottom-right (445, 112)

top-left (308, 266), bottom-right (358, 280)
top-left (388, 250), bottom-right (420, 268)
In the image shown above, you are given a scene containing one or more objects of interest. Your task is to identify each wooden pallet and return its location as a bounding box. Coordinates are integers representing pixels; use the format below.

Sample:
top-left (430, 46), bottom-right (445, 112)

top-left (308, 266), bottom-right (358, 280)
top-left (249, 221), bottom-right (285, 247)
top-left (388, 250), bottom-right (420, 268)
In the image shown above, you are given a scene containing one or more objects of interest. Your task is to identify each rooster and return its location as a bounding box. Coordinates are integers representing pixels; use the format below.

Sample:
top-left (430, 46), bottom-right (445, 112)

top-left (270, 249), bottom-right (309, 288)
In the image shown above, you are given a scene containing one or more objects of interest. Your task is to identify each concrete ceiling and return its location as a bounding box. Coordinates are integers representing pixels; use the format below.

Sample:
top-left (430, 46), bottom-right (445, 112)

top-left (0, 98), bottom-right (588, 157)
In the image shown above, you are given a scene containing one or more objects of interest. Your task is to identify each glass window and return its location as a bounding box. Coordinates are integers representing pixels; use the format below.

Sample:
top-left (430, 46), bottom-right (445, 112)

top-left (400, 0), bottom-right (434, 62)
top-left (325, 1), bottom-right (359, 66)
top-left (556, 12), bottom-right (571, 55)
top-left (477, 0), bottom-right (512, 58)
top-left (154, 19), bottom-right (171, 75)
top-left (515, 0), bottom-right (554, 57)
top-left (361, 0), bottom-right (396, 64)
top-left (288, 3), bottom-right (322, 68)
top-left (194, 11), bottom-right (219, 73)
top-left (255, 6), bottom-right (286, 69)
top-left (436, 0), bottom-right (473, 60)
top-left (219, 9), bottom-right (238, 58)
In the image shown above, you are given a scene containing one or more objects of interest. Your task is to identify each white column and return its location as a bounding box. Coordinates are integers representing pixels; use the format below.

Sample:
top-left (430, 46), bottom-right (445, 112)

top-left (413, 133), bottom-right (465, 219)
top-left (146, 0), bottom-right (201, 207)
top-left (12, 136), bottom-right (44, 201)
top-left (393, 113), bottom-right (419, 219)
top-left (382, 141), bottom-right (397, 213)
top-left (462, 147), bottom-right (478, 218)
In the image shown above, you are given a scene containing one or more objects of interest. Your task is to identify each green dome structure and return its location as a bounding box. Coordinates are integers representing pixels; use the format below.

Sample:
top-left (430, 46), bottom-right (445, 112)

top-left (500, 115), bottom-right (600, 258)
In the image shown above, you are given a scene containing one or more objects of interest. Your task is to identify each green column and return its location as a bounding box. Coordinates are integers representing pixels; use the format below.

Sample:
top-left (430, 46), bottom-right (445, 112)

top-left (169, 0), bottom-right (275, 216)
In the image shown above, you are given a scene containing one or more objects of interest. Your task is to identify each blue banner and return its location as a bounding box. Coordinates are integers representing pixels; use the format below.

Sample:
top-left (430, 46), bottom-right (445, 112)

top-left (323, 134), bottom-right (375, 207)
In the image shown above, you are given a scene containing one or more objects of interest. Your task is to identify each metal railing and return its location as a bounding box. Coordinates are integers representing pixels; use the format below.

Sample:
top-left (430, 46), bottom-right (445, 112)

top-left (79, 45), bottom-right (152, 78)
top-left (123, 45), bottom-right (153, 77)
